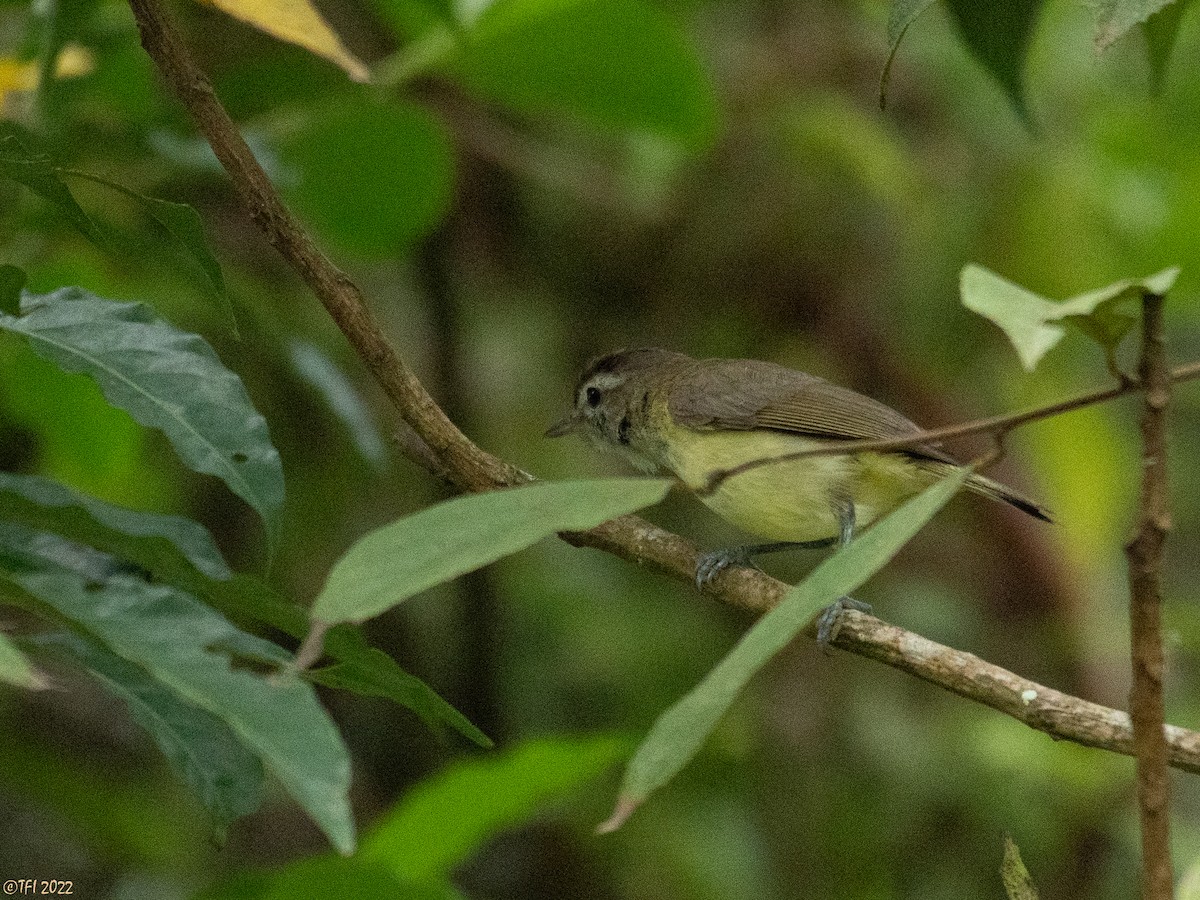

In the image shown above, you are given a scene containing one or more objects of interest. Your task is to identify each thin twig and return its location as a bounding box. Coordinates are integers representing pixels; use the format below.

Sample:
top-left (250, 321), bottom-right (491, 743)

top-left (700, 361), bottom-right (1200, 496)
top-left (126, 0), bottom-right (1200, 795)
top-left (1127, 292), bottom-right (1174, 898)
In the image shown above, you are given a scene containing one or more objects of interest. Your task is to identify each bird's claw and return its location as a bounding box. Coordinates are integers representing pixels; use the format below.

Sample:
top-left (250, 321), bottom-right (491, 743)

top-left (695, 548), bottom-right (759, 588)
top-left (816, 596), bottom-right (873, 648)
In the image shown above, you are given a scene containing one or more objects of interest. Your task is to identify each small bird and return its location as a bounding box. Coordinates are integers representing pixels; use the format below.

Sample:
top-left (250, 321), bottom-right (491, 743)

top-left (547, 348), bottom-right (1050, 642)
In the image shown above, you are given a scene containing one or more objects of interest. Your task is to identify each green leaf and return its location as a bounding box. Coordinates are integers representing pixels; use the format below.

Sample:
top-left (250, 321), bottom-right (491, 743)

top-left (312, 478), bottom-right (671, 625)
top-left (602, 471), bottom-right (968, 831)
top-left (0, 630), bottom-right (45, 690)
top-left (1000, 834), bottom-right (1040, 899)
top-left (290, 341), bottom-right (387, 470)
top-left (0, 122), bottom-right (106, 244)
top-left (30, 0), bottom-right (101, 111)
top-left (0, 471), bottom-right (232, 582)
top-left (59, 169), bottom-right (235, 332)
top-left (195, 854), bottom-right (466, 900)
top-left (309, 642), bottom-right (492, 748)
top-left (0, 264), bottom-right (25, 317)
top-left (0, 288), bottom-right (284, 549)
top-left (961, 264), bottom-right (1181, 371)
top-left (280, 99), bottom-right (454, 258)
top-left (453, 0), bottom-right (718, 147)
top-left (27, 630), bottom-right (264, 838)
top-left (0, 529), bottom-right (354, 854)
top-left (362, 733), bottom-right (627, 882)
top-left (1143, 0), bottom-right (1192, 92)
top-left (879, 0), bottom-right (936, 109)
top-left (944, 0), bottom-right (1044, 124)
top-left (1094, 0), bottom-right (1179, 49)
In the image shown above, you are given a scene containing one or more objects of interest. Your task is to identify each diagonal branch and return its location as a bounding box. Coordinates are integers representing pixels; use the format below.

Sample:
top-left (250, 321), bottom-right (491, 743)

top-left (127, 0), bottom-right (1200, 786)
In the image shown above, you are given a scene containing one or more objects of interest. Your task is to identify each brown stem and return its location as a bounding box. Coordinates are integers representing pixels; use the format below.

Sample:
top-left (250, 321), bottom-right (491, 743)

top-left (1127, 292), bottom-right (1174, 898)
top-left (127, 0), bottom-right (522, 496)
top-left (126, 0), bottom-right (1200, 806)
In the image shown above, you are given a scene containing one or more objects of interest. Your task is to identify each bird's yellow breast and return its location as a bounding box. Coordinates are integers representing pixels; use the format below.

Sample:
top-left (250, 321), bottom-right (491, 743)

top-left (655, 418), bottom-right (935, 543)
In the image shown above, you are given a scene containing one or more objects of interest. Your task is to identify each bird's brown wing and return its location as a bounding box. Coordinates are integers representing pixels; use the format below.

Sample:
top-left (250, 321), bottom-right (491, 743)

top-left (668, 358), bottom-right (955, 463)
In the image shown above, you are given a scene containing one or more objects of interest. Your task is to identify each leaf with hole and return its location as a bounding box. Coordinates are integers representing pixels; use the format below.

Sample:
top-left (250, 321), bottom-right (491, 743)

top-left (0, 288), bottom-right (284, 550)
top-left (27, 630), bottom-right (264, 838)
top-left (0, 526), bottom-right (354, 854)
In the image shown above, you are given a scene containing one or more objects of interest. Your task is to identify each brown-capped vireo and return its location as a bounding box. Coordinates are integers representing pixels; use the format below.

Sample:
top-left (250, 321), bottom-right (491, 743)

top-left (547, 348), bottom-right (1050, 641)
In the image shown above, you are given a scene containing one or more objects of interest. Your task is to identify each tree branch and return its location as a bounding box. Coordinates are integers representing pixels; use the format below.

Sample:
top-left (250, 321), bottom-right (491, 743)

top-left (127, 0), bottom-right (1200, 796)
top-left (1127, 291), bottom-right (1174, 898)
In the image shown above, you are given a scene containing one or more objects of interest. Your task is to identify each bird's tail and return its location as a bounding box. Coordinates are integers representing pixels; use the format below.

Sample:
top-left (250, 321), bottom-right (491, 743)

top-left (964, 471), bottom-right (1053, 522)
top-left (917, 459), bottom-right (1052, 522)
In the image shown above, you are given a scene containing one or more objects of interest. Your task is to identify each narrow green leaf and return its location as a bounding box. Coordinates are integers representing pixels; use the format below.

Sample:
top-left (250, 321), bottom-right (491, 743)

top-left (0, 471), bottom-right (232, 582)
top-left (0, 265), bottom-right (25, 316)
top-left (0, 630), bottom-right (45, 690)
top-left (1000, 834), bottom-right (1040, 899)
top-left (59, 169), bottom-right (235, 332)
top-left (0, 122), bottom-right (106, 244)
top-left (0, 288), bottom-right (284, 549)
top-left (604, 471), bottom-right (968, 830)
top-left (962, 264), bottom-right (1181, 371)
top-left (290, 341), bottom-right (387, 469)
top-left (1143, 0), bottom-right (1192, 92)
top-left (363, 733), bottom-right (627, 883)
top-left (31, 0), bottom-right (101, 111)
top-left (453, 0), bottom-right (718, 147)
top-left (312, 478), bottom-right (671, 625)
top-left (944, 0), bottom-right (1044, 124)
top-left (309, 643), bottom-right (492, 748)
top-left (879, 0), bottom-right (936, 109)
top-left (1094, 0), bottom-right (1179, 48)
top-left (0, 530), bottom-right (353, 854)
top-left (27, 630), bottom-right (264, 837)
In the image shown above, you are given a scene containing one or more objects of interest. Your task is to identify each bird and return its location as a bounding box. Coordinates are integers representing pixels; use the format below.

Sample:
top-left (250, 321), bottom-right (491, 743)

top-left (547, 348), bottom-right (1050, 642)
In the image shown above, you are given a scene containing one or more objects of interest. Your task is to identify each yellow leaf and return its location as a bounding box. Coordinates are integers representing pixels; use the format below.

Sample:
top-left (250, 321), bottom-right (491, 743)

top-left (199, 0), bottom-right (370, 82)
top-left (0, 46), bottom-right (95, 104)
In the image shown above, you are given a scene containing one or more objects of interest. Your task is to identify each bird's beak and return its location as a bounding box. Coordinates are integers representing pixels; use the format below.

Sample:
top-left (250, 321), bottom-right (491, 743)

top-left (545, 412), bottom-right (583, 438)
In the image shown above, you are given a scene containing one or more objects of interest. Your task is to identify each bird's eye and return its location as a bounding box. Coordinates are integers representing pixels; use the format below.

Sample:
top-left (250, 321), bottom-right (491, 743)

top-left (585, 386), bottom-right (602, 407)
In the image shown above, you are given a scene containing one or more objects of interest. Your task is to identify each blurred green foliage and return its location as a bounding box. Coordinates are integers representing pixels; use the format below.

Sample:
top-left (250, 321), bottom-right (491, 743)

top-left (3, 0), bottom-right (1200, 898)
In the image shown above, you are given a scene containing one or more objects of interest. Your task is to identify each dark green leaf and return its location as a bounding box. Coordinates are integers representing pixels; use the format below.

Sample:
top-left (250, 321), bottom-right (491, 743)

top-left (1143, 0), bottom-right (1192, 92)
top-left (27, 631), bottom-right (264, 838)
top-left (362, 733), bottom-right (627, 882)
top-left (310, 642), bottom-right (492, 748)
top-left (0, 529), bottom-right (354, 854)
top-left (59, 169), bottom-right (235, 332)
top-left (961, 264), bottom-right (1180, 370)
top-left (602, 472), bottom-right (968, 831)
top-left (0, 122), bottom-right (106, 244)
top-left (880, 0), bottom-right (936, 109)
top-left (311, 478), bottom-right (671, 625)
top-left (195, 855), bottom-right (466, 900)
top-left (1094, 0), bottom-right (1178, 48)
top-left (30, 0), bottom-right (101, 111)
top-left (0, 631), bottom-right (45, 690)
top-left (944, 0), bottom-right (1044, 124)
top-left (0, 264), bottom-right (25, 316)
top-left (453, 0), bottom-right (718, 147)
top-left (280, 99), bottom-right (454, 257)
top-left (0, 288), bottom-right (284, 549)
top-left (0, 471), bottom-right (232, 582)
top-left (1000, 834), bottom-right (1040, 899)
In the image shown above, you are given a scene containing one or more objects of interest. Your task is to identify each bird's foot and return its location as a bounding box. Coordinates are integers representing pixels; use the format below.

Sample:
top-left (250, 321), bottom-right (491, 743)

top-left (816, 596), bottom-right (873, 648)
top-left (695, 547), bottom-right (761, 588)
